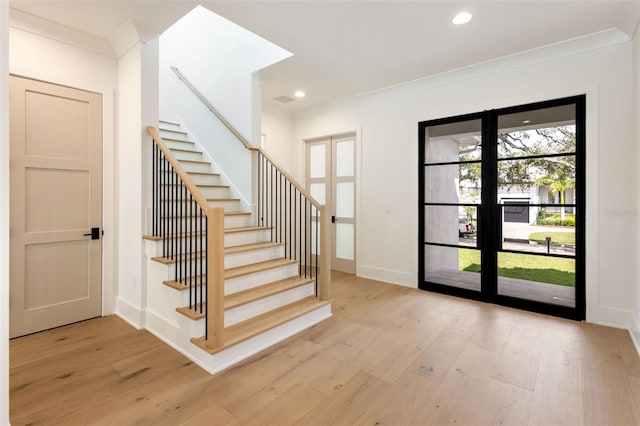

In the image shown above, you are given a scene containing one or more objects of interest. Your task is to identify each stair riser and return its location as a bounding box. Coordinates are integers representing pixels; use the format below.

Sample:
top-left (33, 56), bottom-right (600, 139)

top-left (225, 282), bottom-right (315, 326)
top-left (179, 161), bottom-right (213, 173)
top-left (225, 229), bottom-right (272, 247)
top-left (160, 199), bottom-right (241, 211)
top-left (225, 263), bottom-right (300, 295)
top-left (172, 150), bottom-right (204, 162)
top-left (159, 130), bottom-right (189, 140)
top-left (160, 185), bottom-right (231, 199)
top-left (224, 245), bottom-right (285, 269)
top-left (188, 174), bottom-right (222, 186)
top-left (159, 122), bottom-right (182, 130)
top-left (165, 139), bottom-right (196, 151)
top-left (225, 215), bottom-right (254, 228)
top-left (210, 200), bottom-right (243, 211)
top-left (158, 214), bottom-right (253, 229)
top-left (199, 186), bottom-right (232, 199)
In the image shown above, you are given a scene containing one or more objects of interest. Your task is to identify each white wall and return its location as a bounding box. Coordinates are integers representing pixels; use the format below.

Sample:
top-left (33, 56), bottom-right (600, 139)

top-left (262, 109), bottom-right (296, 172)
top-left (159, 6), bottom-right (292, 204)
top-left (115, 32), bottom-right (159, 328)
top-left (0, 2), bottom-right (9, 424)
top-left (293, 30), bottom-right (637, 330)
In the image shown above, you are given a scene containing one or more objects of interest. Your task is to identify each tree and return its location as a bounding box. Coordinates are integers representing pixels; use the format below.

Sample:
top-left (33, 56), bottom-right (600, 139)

top-left (534, 174), bottom-right (575, 220)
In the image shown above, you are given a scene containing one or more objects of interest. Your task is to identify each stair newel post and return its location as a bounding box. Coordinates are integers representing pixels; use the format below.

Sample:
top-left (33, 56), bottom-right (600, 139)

top-left (206, 205), bottom-right (225, 349)
top-left (319, 205), bottom-right (331, 301)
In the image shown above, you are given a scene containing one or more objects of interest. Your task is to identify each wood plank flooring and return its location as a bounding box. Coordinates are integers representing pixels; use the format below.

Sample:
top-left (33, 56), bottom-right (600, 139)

top-left (10, 271), bottom-right (640, 425)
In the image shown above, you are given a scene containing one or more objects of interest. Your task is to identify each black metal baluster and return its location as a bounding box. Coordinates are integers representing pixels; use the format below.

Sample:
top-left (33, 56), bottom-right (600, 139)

top-left (289, 182), bottom-right (292, 259)
top-left (152, 143), bottom-right (156, 236)
top-left (200, 207), bottom-right (203, 314)
top-left (163, 156), bottom-right (167, 256)
top-left (189, 193), bottom-right (192, 309)
top-left (280, 174), bottom-right (284, 244)
top-left (299, 191), bottom-right (302, 277)
top-left (204, 217), bottom-right (208, 340)
top-left (315, 206), bottom-right (319, 295)
top-left (179, 181), bottom-right (183, 285)
top-left (271, 164), bottom-right (275, 241)
top-left (304, 197), bottom-right (308, 278)
top-left (258, 153), bottom-right (261, 227)
top-left (190, 195), bottom-right (194, 310)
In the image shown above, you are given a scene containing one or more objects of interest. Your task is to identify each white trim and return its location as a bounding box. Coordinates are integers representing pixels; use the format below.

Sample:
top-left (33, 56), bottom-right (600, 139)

top-left (630, 311), bottom-right (640, 357)
top-left (9, 8), bottom-right (115, 57)
top-left (294, 28), bottom-right (629, 119)
top-left (9, 63), bottom-right (117, 320)
top-left (115, 297), bottom-right (145, 330)
top-left (359, 265), bottom-right (414, 288)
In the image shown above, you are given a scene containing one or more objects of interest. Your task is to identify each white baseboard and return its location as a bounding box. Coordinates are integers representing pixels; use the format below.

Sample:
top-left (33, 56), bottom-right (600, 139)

top-left (115, 297), bottom-right (145, 329)
top-left (586, 305), bottom-right (633, 330)
top-left (359, 265), bottom-right (415, 288)
top-left (630, 311), bottom-right (640, 358)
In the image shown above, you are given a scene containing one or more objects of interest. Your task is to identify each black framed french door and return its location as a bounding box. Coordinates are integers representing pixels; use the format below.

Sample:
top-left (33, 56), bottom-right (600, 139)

top-left (419, 95), bottom-right (585, 320)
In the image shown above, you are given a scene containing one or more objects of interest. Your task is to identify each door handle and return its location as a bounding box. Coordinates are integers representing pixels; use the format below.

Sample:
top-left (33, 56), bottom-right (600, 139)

top-left (83, 227), bottom-right (100, 240)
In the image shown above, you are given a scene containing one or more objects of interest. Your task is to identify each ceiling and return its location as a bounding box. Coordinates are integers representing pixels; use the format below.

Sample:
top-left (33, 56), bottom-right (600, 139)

top-left (9, 1), bottom-right (640, 114)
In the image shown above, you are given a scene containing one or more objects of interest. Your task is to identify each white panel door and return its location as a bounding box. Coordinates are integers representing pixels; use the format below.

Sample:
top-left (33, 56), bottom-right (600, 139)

top-left (10, 76), bottom-right (103, 338)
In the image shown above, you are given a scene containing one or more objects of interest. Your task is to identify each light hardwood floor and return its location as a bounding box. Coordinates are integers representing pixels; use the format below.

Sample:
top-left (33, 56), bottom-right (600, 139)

top-left (10, 271), bottom-right (640, 425)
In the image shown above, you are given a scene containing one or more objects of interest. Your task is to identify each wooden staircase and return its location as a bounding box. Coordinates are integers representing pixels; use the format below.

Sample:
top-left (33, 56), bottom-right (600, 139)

top-left (143, 119), bottom-right (331, 374)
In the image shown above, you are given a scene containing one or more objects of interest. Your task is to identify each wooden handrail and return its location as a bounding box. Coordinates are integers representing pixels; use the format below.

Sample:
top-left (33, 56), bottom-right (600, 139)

top-left (147, 125), bottom-right (225, 350)
top-left (171, 66), bottom-right (256, 151)
top-left (170, 66), bottom-right (323, 210)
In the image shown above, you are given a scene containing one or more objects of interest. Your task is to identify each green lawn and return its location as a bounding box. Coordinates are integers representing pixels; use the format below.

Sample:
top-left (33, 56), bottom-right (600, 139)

top-left (459, 249), bottom-right (575, 287)
top-left (528, 231), bottom-right (575, 246)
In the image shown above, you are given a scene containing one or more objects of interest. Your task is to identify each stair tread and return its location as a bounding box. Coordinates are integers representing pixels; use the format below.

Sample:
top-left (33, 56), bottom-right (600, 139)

top-left (170, 147), bottom-right (202, 154)
top-left (225, 226), bottom-right (270, 234)
top-left (177, 159), bottom-right (209, 164)
top-left (162, 137), bottom-right (194, 144)
top-left (225, 258), bottom-right (298, 279)
top-left (225, 276), bottom-right (314, 310)
top-left (191, 297), bottom-right (329, 354)
top-left (153, 255), bottom-right (295, 275)
top-left (160, 128), bottom-right (188, 135)
top-left (225, 241), bottom-right (283, 254)
top-left (159, 211), bottom-right (250, 219)
top-left (159, 119), bottom-right (180, 126)
top-left (161, 183), bottom-right (229, 189)
top-left (176, 303), bottom-right (205, 320)
top-left (161, 170), bottom-right (219, 176)
top-left (175, 275), bottom-right (314, 319)
top-left (160, 197), bottom-right (240, 202)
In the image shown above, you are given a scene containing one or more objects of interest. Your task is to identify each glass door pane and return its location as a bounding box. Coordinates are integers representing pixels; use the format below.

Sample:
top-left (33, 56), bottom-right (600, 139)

top-left (496, 103), bottom-right (578, 308)
top-left (422, 117), bottom-right (482, 292)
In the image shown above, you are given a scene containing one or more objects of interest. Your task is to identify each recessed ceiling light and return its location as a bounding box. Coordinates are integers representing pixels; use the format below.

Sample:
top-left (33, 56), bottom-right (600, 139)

top-left (294, 90), bottom-right (306, 98)
top-left (522, 120), bottom-right (532, 124)
top-left (452, 11), bottom-right (472, 25)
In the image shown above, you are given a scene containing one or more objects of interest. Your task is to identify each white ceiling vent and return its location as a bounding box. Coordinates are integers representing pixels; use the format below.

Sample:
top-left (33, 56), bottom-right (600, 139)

top-left (273, 95), bottom-right (295, 103)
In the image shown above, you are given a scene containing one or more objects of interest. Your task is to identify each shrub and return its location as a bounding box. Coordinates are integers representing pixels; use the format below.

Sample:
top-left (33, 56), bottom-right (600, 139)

top-left (536, 212), bottom-right (575, 227)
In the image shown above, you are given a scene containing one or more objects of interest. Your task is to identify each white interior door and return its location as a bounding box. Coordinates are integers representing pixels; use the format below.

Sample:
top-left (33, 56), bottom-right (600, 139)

top-left (306, 134), bottom-right (356, 274)
top-left (10, 76), bottom-right (103, 338)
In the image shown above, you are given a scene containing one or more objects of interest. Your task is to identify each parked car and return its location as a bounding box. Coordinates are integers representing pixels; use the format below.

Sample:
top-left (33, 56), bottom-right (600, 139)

top-left (458, 219), bottom-right (475, 236)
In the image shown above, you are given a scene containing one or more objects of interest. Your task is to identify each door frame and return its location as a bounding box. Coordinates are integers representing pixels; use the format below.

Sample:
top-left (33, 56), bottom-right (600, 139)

top-left (304, 131), bottom-right (358, 274)
top-left (9, 73), bottom-right (114, 317)
top-left (418, 95), bottom-right (586, 320)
